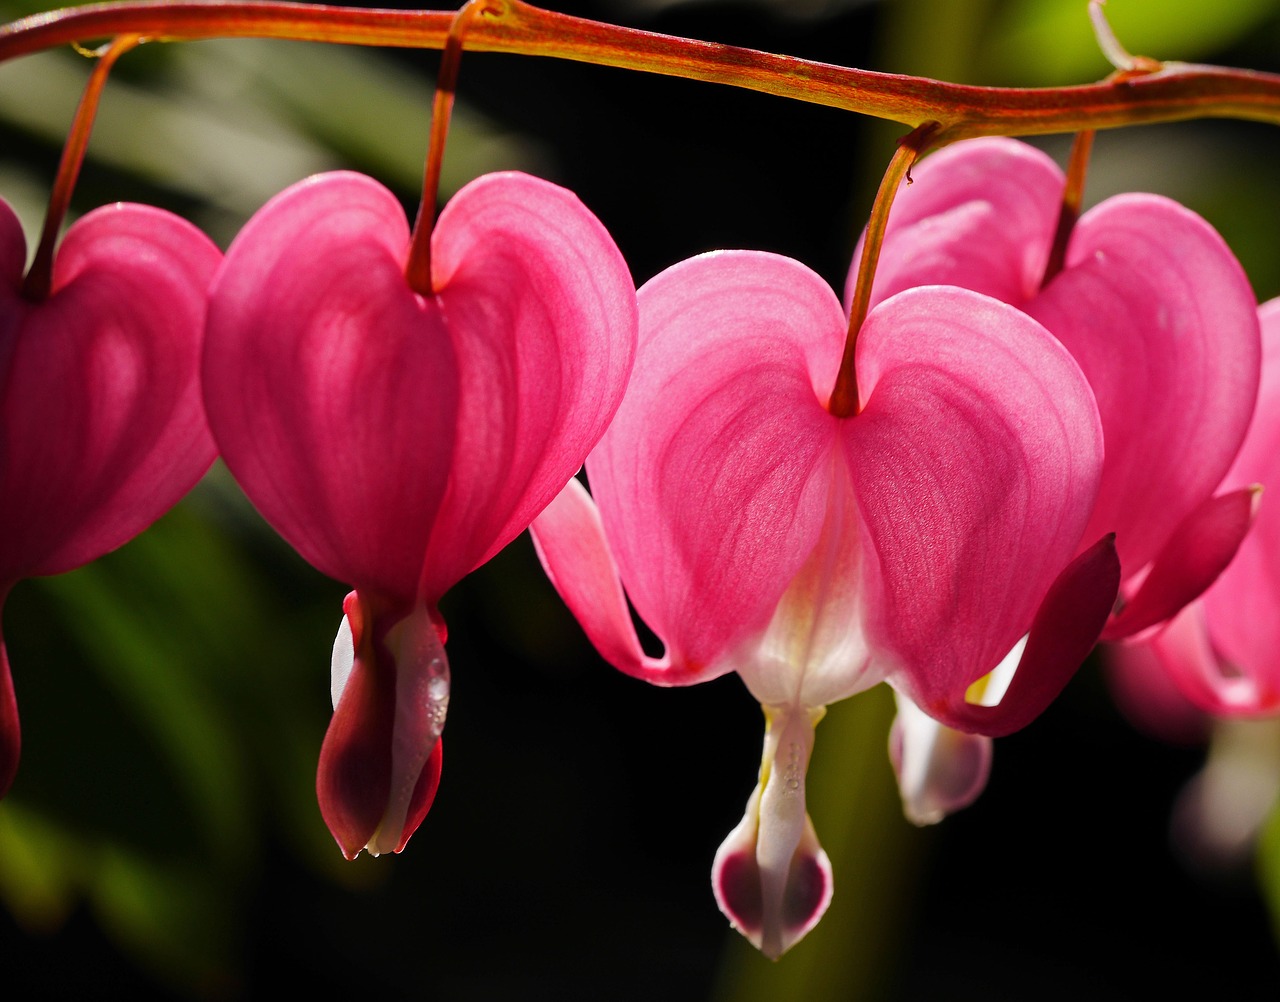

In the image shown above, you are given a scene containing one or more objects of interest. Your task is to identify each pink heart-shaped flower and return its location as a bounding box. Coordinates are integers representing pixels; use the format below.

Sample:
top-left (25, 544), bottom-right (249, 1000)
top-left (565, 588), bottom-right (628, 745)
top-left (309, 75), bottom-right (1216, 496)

top-left (204, 170), bottom-right (637, 856)
top-left (0, 197), bottom-right (221, 795)
top-left (533, 250), bottom-right (1115, 955)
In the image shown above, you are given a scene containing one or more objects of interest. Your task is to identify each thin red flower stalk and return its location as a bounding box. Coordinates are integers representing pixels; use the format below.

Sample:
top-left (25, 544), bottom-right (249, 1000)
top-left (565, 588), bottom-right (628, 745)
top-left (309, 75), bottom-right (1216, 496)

top-left (5, 1), bottom-right (1280, 140)
top-left (404, 0), bottom-right (501, 295)
top-left (829, 121), bottom-right (939, 419)
top-left (1041, 130), bottom-right (1097, 290)
top-left (21, 33), bottom-right (140, 301)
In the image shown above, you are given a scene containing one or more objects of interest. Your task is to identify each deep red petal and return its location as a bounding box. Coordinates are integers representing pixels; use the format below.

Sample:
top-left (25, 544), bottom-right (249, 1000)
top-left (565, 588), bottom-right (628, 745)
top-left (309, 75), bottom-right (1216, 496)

top-left (393, 740), bottom-right (443, 854)
top-left (317, 619), bottom-right (395, 859)
top-left (929, 534), bottom-right (1120, 737)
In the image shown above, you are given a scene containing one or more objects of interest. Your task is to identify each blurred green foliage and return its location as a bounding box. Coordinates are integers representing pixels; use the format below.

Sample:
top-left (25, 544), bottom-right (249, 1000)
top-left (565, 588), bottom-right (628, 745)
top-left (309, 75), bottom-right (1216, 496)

top-left (982, 0), bottom-right (1280, 84)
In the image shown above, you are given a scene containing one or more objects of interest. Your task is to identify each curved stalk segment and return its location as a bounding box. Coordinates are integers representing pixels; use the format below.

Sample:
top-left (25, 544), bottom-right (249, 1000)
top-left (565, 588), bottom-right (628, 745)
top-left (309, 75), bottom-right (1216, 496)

top-left (404, 0), bottom-right (500, 295)
top-left (0, 3), bottom-right (453, 57)
top-left (4, 3), bottom-right (1280, 138)
top-left (21, 33), bottom-right (140, 301)
top-left (1090, 0), bottom-right (1162, 76)
top-left (1040, 130), bottom-right (1096, 290)
top-left (828, 122), bottom-right (939, 419)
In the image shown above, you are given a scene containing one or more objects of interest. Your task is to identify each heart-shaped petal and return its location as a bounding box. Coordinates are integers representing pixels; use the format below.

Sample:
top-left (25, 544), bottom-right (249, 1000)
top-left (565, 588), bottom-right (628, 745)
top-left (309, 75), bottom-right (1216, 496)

top-left (540, 249), bottom-right (1107, 958)
top-left (205, 170), bottom-right (637, 604)
top-left (569, 252), bottom-right (1103, 711)
top-left (860, 139), bottom-right (1261, 590)
top-left (851, 287), bottom-right (1104, 715)
top-left (852, 137), bottom-right (1064, 310)
top-left (1031, 194), bottom-right (1259, 574)
top-left (0, 198), bottom-right (220, 580)
top-left (585, 251), bottom-right (846, 683)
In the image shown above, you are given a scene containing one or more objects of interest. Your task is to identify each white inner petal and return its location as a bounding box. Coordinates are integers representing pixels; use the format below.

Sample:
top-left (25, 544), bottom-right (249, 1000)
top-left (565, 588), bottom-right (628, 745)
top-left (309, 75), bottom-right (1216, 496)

top-left (738, 464), bottom-right (878, 709)
top-left (330, 613), bottom-right (355, 709)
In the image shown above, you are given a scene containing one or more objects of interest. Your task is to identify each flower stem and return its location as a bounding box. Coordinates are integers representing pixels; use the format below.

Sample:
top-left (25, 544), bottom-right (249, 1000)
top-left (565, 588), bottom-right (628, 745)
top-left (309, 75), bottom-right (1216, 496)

top-left (5, 2), bottom-right (1280, 138)
top-left (1040, 130), bottom-right (1095, 289)
top-left (828, 122), bottom-right (939, 419)
top-left (22, 33), bottom-right (140, 301)
top-left (404, 0), bottom-right (498, 296)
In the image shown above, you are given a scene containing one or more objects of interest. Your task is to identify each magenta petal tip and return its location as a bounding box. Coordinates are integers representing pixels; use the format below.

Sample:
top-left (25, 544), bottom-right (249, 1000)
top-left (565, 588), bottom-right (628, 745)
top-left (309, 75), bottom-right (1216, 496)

top-left (0, 635), bottom-right (18, 800)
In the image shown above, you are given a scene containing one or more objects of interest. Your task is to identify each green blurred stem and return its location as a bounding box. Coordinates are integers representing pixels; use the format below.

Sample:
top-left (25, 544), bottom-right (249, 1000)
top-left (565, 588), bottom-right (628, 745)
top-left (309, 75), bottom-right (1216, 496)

top-left (5, 1), bottom-right (1280, 139)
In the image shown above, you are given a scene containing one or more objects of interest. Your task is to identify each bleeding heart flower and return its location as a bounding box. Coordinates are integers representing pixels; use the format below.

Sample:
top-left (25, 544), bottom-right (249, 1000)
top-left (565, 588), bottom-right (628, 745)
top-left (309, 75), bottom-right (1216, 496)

top-left (1114, 298), bottom-right (1280, 719)
top-left (0, 197), bottom-right (220, 796)
top-left (854, 138), bottom-right (1261, 823)
top-left (532, 250), bottom-right (1117, 956)
top-left (203, 170), bottom-right (637, 858)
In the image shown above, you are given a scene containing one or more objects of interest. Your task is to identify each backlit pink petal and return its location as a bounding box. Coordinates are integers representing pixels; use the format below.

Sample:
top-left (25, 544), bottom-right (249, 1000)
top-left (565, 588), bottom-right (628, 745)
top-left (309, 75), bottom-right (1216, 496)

top-left (587, 251), bottom-right (845, 677)
top-left (851, 136), bottom-right (1262, 826)
top-left (1115, 302), bottom-right (1280, 715)
top-left (205, 172), bottom-right (459, 600)
top-left (530, 477), bottom-right (680, 684)
top-left (850, 287), bottom-right (1104, 718)
top-left (1182, 298), bottom-right (1280, 713)
top-left (206, 171), bottom-right (636, 606)
top-left (860, 139), bottom-right (1261, 600)
top-left (420, 174), bottom-right (638, 597)
top-left (1030, 194), bottom-right (1260, 574)
top-left (0, 199), bottom-right (219, 579)
top-left (318, 591), bottom-right (447, 858)
top-left (1104, 489), bottom-right (1259, 641)
top-left (856, 137), bottom-right (1063, 310)
top-left (0, 198), bottom-right (218, 799)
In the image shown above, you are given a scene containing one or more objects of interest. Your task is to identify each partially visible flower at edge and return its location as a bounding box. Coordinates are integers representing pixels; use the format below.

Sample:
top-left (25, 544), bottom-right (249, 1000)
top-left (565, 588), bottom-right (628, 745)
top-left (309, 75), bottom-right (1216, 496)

top-left (1111, 297), bottom-right (1280, 720)
top-left (0, 197), bottom-right (220, 797)
top-left (856, 138), bottom-right (1261, 825)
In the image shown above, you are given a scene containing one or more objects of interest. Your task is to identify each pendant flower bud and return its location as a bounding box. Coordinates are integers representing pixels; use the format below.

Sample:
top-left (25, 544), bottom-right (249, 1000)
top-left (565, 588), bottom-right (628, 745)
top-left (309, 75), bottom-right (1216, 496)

top-left (203, 170), bottom-right (637, 857)
top-left (532, 250), bottom-right (1116, 955)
